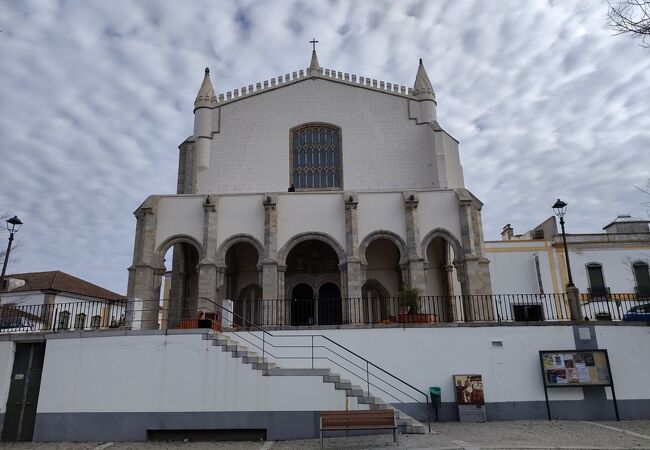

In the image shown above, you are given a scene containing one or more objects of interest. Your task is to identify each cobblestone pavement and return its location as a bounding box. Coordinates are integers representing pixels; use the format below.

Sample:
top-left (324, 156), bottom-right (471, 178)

top-left (1, 421), bottom-right (650, 449)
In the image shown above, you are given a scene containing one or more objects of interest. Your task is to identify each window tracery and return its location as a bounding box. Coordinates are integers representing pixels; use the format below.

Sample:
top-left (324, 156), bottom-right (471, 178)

top-left (291, 124), bottom-right (341, 189)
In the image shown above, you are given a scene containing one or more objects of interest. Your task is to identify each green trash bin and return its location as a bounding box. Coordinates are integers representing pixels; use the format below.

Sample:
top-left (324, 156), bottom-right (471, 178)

top-left (429, 386), bottom-right (442, 421)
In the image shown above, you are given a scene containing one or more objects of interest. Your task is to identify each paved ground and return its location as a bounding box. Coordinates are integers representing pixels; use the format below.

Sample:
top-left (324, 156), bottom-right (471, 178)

top-left (2, 421), bottom-right (650, 449)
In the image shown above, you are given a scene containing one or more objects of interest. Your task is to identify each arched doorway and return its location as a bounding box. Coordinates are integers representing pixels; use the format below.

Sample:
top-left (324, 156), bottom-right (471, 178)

top-left (362, 238), bottom-right (402, 322)
top-left (161, 241), bottom-right (200, 329)
top-left (425, 236), bottom-right (459, 322)
top-left (285, 238), bottom-right (342, 326)
top-left (291, 283), bottom-right (314, 326)
top-left (361, 280), bottom-right (391, 323)
top-left (225, 242), bottom-right (261, 326)
top-left (318, 283), bottom-right (342, 325)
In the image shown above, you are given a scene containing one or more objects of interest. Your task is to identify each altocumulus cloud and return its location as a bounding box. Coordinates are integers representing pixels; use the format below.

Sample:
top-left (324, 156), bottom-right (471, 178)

top-left (0, 0), bottom-right (648, 293)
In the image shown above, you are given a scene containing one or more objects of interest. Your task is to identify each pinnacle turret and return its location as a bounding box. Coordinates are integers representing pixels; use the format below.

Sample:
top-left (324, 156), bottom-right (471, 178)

top-left (308, 38), bottom-right (321, 75)
top-left (413, 59), bottom-right (435, 100)
top-left (194, 67), bottom-right (217, 110)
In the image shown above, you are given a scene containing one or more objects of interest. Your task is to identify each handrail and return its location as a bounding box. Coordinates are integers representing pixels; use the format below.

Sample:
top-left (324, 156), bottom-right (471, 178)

top-left (127, 297), bottom-right (432, 431)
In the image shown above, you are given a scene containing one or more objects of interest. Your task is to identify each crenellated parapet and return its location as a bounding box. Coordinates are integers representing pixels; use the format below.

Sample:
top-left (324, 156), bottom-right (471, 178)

top-left (211, 66), bottom-right (415, 107)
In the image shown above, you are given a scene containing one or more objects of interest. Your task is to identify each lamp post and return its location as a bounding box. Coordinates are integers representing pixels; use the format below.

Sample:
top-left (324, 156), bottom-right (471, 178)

top-left (552, 199), bottom-right (582, 321)
top-left (552, 199), bottom-right (574, 286)
top-left (0, 216), bottom-right (23, 288)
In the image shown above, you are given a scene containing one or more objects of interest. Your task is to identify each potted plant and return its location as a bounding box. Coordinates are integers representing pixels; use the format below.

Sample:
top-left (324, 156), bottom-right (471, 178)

top-left (399, 286), bottom-right (421, 315)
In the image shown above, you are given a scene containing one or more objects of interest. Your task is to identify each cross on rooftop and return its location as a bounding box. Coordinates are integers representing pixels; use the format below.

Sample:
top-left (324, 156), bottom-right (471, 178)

top-left (309, 38), bottom-right (319, 51)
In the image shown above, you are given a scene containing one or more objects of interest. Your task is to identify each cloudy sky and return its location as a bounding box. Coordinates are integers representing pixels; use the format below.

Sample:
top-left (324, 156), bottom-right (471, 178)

top-left (0, 0), bottom-right (648, 294)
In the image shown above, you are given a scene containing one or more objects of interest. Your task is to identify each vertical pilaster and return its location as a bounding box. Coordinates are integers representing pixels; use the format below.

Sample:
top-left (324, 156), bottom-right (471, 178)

top-left (261, 194), bottom-right (279, 325)
top-left (455, 189), bottom-right (493, 320)
top-left (344, 193), bottom-right (361, 323)
top-left (126, 198), bottom-right (162, 330)
top-left (261, 194), bottom-right (279, 299)
top-left (197, 195), bottom-right (219, 313)
top-left (403, 191), bottom-right (426, 293)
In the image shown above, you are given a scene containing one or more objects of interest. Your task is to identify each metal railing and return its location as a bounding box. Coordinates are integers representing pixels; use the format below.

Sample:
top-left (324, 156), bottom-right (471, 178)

top-left (580, 293), bottom-right (650, 321)
top-left (0, 300), bottom-right (127, 333)
top-left (127, 297), bottom-right (433, 430)
top-left (2, 292), bottom-right (648, 335)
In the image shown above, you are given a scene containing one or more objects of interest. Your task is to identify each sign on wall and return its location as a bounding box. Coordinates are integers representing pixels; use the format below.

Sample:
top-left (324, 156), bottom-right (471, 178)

top-left (453, 374), bottom-right (485, 405)
top-left (540, 350), bottom-right (611, 387)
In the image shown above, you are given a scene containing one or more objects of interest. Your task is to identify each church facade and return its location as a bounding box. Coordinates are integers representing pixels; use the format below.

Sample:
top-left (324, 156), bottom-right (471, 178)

top-left (127, 49), bottom-right (493, 328)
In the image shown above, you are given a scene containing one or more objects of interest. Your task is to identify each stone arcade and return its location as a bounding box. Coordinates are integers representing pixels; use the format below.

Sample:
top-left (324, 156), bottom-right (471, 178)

top-left (127, 49), bottom-right (493, 328)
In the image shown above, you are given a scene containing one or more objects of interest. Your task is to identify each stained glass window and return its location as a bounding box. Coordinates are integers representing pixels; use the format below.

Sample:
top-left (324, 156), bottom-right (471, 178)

top-left (291, 125), bottom-right (341, 189)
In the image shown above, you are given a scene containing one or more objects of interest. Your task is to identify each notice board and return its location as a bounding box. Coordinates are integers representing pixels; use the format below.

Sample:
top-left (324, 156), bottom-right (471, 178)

top-left (539, 350), bottom-right (612, 387)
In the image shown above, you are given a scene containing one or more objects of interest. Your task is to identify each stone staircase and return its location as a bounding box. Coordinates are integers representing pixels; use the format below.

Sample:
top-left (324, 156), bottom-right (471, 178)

top-left (204, 333), bottom-right (427, 434)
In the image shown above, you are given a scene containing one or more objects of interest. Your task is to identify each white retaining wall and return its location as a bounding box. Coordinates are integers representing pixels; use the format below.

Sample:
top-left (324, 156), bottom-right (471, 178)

top-left (237, 325), bottom-right (650, 404)
top-left (35, 334), bottom-right (345, 414)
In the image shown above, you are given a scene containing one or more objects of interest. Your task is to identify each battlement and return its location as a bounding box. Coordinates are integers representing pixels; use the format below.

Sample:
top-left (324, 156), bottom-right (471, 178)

top-left (216, 67), bottom-right (414, 105)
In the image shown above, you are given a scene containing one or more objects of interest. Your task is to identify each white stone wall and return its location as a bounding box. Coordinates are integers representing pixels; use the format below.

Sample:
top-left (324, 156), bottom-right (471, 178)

top-left (200, 79), bottom-right (462, 194)
top-left (151, 190), bottom-right (465, 269)
top-left (569, 247), bottom-right (649, 294)
top-left (486, 240), bottom-right (650, 295)
top-left (0, 341), bottom-right (14, 415)
top-left (248, 325), bottom-right (650, 403)
top-left (216, 194), bottom-right (265, 250)
top-left (35, 334), bottom-right (346, 414)
top-left (277, 193), bottom-right (346, 252)
top-left (155, 196), bottom-right (205, 250)
top-left (0, 292), bottom-right (46, 307)
top-left (1, 325), bottom-right (643, 418)
top-left (357, 192), bottom-right (407, 243)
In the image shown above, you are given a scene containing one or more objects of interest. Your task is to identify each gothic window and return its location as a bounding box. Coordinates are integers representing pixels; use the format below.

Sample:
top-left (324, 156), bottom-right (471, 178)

top-left (291, 124), bottom-right (342, 190)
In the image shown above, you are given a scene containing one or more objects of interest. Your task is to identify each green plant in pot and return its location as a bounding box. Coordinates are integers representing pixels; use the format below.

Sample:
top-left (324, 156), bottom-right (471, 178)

top-left (399, 286), bottom-right (421, 315)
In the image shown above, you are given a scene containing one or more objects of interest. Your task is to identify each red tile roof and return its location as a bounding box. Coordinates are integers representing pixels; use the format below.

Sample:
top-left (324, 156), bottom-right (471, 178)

top-left (2, 271), bottom-right (125, 302)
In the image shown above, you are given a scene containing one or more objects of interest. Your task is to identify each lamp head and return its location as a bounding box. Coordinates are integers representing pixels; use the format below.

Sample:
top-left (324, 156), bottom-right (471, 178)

top-left (552, 199), bottom-right (567, 218)
top-left (6, 216), bottom-right (22, 233)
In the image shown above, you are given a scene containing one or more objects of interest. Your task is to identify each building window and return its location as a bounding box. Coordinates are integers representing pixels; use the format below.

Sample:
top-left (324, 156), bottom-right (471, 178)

top-left (291, 124), bottom-right (341, 190)
top-left (633, 262), bottom-right (650, 297)
top-left (587, 263), bottom-right (609, 299)
top-left (90, 315), bottom-right (102, 330)
top-left (58, 311), bottom-right (70, 330)
top-left (74, 313), bottom-right (86, 330)
top-left (512, 304), bottom-right (543, 321)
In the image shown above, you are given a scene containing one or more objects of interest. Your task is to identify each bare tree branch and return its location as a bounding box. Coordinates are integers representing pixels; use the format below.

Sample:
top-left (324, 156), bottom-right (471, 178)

top-left (608, 0), bottom-right (650, 47)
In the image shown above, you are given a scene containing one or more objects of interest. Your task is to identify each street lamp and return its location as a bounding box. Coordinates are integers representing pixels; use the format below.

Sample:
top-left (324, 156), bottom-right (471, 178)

top-left (552, 199), bottom-right (574, 287)
top-left (0, 215), bottom-right (23, 289)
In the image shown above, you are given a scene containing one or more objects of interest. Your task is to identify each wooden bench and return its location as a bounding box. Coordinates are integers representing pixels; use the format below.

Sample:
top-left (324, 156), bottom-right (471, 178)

top-left (319, 410), bottom-right (399, 447)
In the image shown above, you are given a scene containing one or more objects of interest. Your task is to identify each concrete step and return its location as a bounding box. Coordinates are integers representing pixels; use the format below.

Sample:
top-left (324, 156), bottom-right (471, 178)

top-left (322, 374), bottom-right (341, 383)
top-left (225, 344), bottom-right (249, 353)
top-left (210, 336), bottom-right (232, 346)
top-left (404, 424), bottom-right (426, 434)
top-left (334, 381), bottom-right (352, 390)
top-left (251, 361), bottom-right (277, 370)
top-left (345, 386), bottom-right (364, 397)
top-left (357, 396), bottom-right (380, 404)
top-left (233, 350), bottom-right (258, 358)
top-left (263, 368), bottom-right (331, 377)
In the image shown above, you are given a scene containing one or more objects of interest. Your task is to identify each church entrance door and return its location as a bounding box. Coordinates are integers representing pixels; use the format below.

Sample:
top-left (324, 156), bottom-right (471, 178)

top-left (318, 283), bottom-right (342, 325)
top-left (291, 283), bottom-right (314, 326)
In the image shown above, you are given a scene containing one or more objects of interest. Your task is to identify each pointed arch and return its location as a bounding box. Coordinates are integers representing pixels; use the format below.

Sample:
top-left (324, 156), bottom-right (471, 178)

top-left (421, 228), bottom-right (464, 264)
top-left (359, 230), bottom-right (408, 266)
